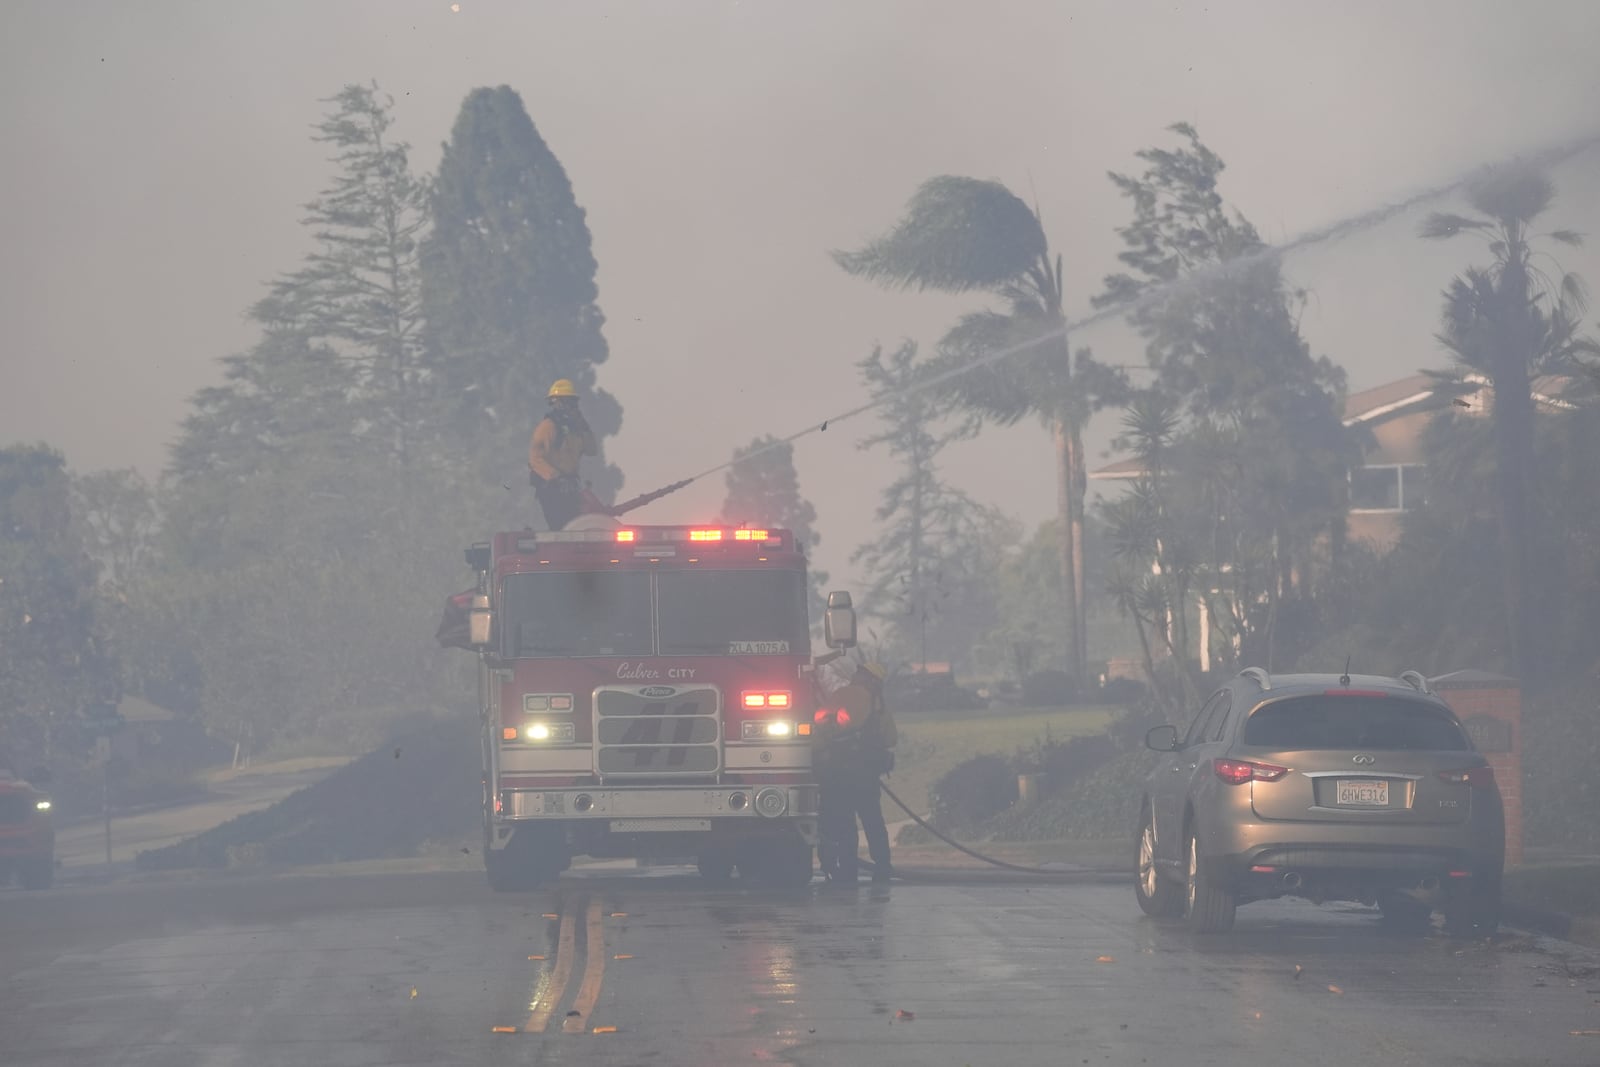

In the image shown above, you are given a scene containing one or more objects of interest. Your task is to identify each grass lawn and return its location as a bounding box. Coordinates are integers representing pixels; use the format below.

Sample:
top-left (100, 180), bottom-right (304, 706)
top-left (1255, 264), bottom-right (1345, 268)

top-left (884, 705), bottom-right (1119, 819)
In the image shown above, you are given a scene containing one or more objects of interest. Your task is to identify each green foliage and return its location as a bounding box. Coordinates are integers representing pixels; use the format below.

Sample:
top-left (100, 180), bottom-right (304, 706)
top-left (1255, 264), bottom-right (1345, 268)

top-left (147, 85), bottom-right (493, 759)
top-left (1303, 391), bottom-right (1600, 685)
top-left (1420, 166), bottom-right (1597, 680)
top-left (719, 436), bottom-right (828, 619)
top-left (986, 750), bottom-right (1148, 842)
top-left (851, 342), bottom-right (1014, 667)
top-left (832, 176), bottom-right (1048, 293)
top-left (835, 173), bottom-right (1126, 685)
top-left (927, 753), bottom-right (1017, 834)
top-left (421, 85), bottom-right (621, 503)
top-left (1094, 125), bottom-right (1354, 704)
top-left (0, 446), bottom-right (117, 764)
top-left (259, 82), bottom-right (437, 469)
top-left (973, 521), bottom-right (1071, 679)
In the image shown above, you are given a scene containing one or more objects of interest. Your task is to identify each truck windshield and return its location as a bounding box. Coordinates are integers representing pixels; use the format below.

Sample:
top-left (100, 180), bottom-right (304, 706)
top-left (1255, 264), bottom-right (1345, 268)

top-left (501, 572), bottom-right (653, 657)
top-left (656, 569), bottom-right (809, 656)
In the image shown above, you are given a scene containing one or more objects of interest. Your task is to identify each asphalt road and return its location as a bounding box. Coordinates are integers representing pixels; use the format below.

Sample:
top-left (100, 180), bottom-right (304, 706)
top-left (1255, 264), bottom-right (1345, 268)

top-left (3, 868), bottom-right (1598, 1066)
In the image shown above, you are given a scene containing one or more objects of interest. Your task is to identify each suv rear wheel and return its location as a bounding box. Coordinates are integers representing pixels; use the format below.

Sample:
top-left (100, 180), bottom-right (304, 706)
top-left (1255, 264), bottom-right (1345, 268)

top-left (1443, 870), bottom-right (1501, 938)
top-left (1134, 806), bottom-right (1182, 918)
top-left (1376, 893), bottom-right (1432, 932)
top-left (1185, 829), bottom-right (1236, 933)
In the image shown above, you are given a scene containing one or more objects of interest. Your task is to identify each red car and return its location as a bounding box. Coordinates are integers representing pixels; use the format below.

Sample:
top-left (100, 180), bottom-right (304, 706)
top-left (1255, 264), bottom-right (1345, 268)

top-left (0, 771), bottom-right (55, 890)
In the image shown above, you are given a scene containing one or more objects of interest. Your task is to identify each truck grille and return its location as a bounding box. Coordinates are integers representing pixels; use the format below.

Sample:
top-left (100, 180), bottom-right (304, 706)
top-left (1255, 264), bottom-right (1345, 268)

top-left (594, 685), bottom-right (721, 778)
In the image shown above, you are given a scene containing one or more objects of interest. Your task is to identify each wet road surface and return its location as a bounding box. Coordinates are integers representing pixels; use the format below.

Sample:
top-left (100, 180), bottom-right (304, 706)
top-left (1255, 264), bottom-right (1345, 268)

top-left (3, 868), bottom-right (1597, 1066)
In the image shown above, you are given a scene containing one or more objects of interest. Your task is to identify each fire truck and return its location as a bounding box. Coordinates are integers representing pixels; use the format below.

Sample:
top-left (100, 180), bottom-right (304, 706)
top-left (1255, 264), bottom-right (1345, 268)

top-left (447, 513), bottom-right (858, 891)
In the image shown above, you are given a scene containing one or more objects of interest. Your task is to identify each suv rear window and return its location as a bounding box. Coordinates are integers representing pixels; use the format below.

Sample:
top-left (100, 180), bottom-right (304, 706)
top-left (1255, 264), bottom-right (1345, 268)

top-left (1242, 695), bottom-right (1471, 751)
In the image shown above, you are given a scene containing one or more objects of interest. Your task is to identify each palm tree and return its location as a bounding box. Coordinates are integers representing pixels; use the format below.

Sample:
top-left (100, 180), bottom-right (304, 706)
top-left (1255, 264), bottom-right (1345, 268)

top-left (835, 177), bottom-right (1123, 688)
top-left (1420, 165), bottom-right (1595, 680)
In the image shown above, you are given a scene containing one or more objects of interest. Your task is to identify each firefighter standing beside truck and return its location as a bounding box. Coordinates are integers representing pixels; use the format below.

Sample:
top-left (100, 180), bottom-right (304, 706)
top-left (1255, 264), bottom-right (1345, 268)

top-left (528, 378), bottom-right (597, 531)
top-left (815, 661), bottom-right (897, 883)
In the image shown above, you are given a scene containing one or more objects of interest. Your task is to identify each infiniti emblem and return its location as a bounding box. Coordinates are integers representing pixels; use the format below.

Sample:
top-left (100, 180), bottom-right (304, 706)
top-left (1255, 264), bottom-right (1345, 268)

top-left (1351, 754), bottom-right (1376, 765)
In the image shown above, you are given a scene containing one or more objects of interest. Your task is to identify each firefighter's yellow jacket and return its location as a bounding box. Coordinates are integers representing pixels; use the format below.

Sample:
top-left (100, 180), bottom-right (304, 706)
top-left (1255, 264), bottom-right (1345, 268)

top-left (528, 413), bottom-right (597, 482)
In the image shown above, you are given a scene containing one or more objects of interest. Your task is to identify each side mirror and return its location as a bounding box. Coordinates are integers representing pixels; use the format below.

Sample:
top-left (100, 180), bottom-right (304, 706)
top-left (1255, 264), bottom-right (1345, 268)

top-left (1145, 724), bottom-right (1181, 752)
top-left (468, 593), bottom-right (494, 649)
top-left (823, 590), bottom-right (857, 650)
top-left (464, 544), bottom-right (491, 572)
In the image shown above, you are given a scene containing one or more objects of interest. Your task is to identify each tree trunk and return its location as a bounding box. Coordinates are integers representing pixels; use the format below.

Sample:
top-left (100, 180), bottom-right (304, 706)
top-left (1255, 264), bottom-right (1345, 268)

top-left (1491, 362), bottom-right (1535, 682)
top-left (1053, 418), bottom-right (1085, 688)
top-left (1493, 247), bottom-right (1537, 684)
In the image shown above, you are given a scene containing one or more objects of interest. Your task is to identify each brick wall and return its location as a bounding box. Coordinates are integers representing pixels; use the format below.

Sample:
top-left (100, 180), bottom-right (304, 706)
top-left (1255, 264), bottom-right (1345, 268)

top-left (1434, 683), bottom-right (1522, 866)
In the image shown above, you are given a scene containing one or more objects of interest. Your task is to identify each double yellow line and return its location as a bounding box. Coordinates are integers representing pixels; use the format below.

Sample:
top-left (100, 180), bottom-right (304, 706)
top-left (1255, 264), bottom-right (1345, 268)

top-left (525, 896), bottom-right (609, 1034)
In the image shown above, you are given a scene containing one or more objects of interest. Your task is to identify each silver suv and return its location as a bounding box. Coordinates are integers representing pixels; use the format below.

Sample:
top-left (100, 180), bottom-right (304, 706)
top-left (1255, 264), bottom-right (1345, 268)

top-left (1135, 668), bottom-right (1504, 934)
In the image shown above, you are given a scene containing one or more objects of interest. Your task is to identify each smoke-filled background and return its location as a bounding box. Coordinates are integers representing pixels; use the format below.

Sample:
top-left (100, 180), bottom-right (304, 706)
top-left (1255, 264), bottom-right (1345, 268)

top-left (7, 0), bottom-right (1600, 583)
top-left (4, 0), bottom-right (1600, 860)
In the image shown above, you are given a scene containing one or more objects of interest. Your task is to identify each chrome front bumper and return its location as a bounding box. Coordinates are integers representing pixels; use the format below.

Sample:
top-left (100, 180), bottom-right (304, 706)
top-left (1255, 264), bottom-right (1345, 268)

top-left (500, 784), bottom-right (819, 822)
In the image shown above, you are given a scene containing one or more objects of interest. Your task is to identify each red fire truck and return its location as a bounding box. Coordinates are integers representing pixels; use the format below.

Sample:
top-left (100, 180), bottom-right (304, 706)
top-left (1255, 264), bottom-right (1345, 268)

top-left (448, 514), bottom-right (858, 891)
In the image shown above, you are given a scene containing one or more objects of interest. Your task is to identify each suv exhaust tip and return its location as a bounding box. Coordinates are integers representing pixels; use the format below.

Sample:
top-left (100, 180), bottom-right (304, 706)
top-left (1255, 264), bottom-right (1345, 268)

top-left (1281, 872), bottom-right (1303, 891)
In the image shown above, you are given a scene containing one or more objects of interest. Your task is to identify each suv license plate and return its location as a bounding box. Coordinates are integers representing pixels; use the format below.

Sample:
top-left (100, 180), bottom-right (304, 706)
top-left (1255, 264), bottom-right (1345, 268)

top-left (1336, 779), bottom-right (1388, 806)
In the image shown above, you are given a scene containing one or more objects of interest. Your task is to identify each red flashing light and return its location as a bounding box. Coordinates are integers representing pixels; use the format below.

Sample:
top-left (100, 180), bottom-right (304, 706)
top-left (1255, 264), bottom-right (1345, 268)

top-left (835, 709), bottom-right (851, 728)
top-left (744, 693), bottom-right (767, 709)
top-left (689, 529), bottom-right (723, 542)
top-left (734, 529), bottom-right (770, 541)
top-left (616, 530), bottom-right (636, 543)
top-left (743, 691), bottom-right (792, 710)
top-left (813, 709), bottom-right (828, 723)
top-left (1250, 865), bottom-right (1277, 873)
top-left (768, 693), bottom-right (791, 709)
top-left (1214, 758), bottom-right (1289, 785)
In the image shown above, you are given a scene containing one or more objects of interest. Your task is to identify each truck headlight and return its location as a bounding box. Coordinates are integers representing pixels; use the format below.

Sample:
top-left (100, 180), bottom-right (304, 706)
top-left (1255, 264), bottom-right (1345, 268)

top-left (741, 721), bottom-right (795, 741)
top-left (34, 799), bottom-right (51, 812)
top-left (525, 722), bottom-right (574, 742)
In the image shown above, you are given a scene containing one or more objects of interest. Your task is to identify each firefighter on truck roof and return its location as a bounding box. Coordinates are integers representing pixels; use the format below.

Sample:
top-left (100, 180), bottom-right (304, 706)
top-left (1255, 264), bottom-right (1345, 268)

top-left (528, 378), bottom-right (597, 531)
top-left (814, 660), bottom-right (897, 883)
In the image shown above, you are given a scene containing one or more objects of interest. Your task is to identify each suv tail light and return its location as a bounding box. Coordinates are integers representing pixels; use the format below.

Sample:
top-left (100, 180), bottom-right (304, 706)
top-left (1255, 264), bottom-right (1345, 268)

top-left (1437, 766), bottom-right (1495, 788)
top-left (1213, 758), bottom-right (1289, 785)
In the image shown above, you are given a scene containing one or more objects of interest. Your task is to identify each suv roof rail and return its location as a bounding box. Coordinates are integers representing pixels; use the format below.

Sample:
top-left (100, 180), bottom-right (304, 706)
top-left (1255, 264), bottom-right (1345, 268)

top-left (1237, 667), bottom-right (1272, 690)
top-left (1398, 670), bottom-right (1431, 694)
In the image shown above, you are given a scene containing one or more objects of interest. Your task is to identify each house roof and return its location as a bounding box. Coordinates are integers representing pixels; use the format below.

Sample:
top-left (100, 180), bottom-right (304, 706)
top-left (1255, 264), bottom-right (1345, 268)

top-left (1087, 456), bottom-right (1145, 482)
top-left (1342, 373), bottom-right (1438, 426)
top-left (1090, 371), bottom-right (1585, 480)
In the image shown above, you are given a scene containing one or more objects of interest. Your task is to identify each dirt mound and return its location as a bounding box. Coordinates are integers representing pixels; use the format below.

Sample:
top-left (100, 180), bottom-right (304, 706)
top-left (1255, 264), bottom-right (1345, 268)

top-left (135, 719), bottom-right (481, 872)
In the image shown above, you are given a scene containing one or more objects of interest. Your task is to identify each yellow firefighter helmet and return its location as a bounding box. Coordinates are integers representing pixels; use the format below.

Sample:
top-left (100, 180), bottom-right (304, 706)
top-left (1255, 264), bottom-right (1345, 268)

top-left (547, 379), bottom-right (578, 399)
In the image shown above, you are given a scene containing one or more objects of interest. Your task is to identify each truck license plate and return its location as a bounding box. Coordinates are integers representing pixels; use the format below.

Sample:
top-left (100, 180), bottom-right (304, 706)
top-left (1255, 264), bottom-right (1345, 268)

top-left (610, 818), bottom-right (711, 833)
top-left (1335, 779), bottom-right (1388, 806)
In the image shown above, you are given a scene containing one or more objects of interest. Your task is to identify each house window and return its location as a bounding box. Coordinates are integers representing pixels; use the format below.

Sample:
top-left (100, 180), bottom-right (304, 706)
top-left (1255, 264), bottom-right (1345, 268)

top-left (1350, 464), bottom-right (1427, 512)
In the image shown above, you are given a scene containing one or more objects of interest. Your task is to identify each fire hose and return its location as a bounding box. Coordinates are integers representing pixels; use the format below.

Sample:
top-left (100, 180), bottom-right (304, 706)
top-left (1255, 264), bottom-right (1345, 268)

top-left (854, 780), bottom-right (1110, 880)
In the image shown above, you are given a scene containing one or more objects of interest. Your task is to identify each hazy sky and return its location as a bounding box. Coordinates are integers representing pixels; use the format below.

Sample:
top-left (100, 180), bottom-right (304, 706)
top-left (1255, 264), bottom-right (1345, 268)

top-left (5, 0), bottom-right (1600, 590)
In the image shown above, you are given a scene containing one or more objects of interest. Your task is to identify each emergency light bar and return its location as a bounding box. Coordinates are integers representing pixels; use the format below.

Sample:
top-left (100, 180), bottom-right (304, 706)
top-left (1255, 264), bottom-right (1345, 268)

top-left (516, 528), bottom-right (784, 551)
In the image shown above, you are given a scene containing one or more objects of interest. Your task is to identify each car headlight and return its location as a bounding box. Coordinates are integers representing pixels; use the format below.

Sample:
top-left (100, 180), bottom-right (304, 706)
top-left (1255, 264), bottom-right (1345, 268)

top-left (741, 721), bottom-right (796, 741)
top-left (34, 799), bottom-right (51, 812)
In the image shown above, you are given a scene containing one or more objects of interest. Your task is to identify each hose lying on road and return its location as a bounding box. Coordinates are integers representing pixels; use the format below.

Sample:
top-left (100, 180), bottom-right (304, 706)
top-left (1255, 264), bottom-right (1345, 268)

top-left (864, 781), bottom-right (1109, 879)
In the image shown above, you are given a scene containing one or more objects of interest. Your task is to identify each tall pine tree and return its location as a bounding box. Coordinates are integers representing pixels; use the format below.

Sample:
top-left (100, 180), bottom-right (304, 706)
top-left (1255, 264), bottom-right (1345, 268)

top-left (719, 436), bottom-right (828, 621)
top-left (421, 86), bottom-right (622, 503)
